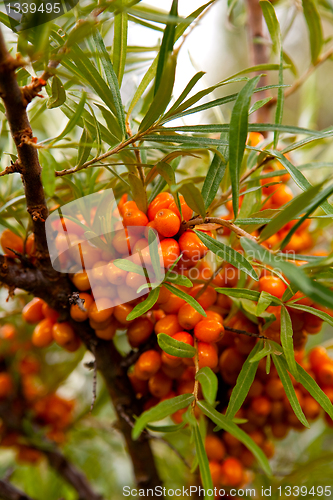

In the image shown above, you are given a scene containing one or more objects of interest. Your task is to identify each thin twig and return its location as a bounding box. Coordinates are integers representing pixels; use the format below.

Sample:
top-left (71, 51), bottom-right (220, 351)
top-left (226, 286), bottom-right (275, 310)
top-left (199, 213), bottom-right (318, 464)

top-left (0, 479), bottom-right (37, 500)
top-left (181, 217), bottom-right (257, 241)
top-left (224, 325), bottom-right (267, 340)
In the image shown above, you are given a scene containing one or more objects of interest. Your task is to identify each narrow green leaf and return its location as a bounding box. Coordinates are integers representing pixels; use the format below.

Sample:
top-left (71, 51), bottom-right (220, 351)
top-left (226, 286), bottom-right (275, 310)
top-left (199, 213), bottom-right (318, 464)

top-left (128, 173), bottom-right (147, 213)
top-left (260, 0), bottom-right (281, 54)
top-left (157, 333), bottom-right (195, 358)
top-left (162, 123), bottom-right (319, 136)
top-left (113, 11), bottom-right (128, 86)
top-left (47, 75), bottom-right (66, 109)
top-left (256, 291), bottom-right (273, 315)
top-left (296, 361), bottom-right (333, 420)
top-left (259, 182), bottom-right (324, 242)
top-left (195, 367), bottom-right (218, 406)
top-left (77, 123), bottom-right (93, 167)
top-left (287, 303), bottom-right (333, 328)
top-left (249, 97), bottom-right (272, 115)
top-left (179, 184), bottom-right (206, 219)
top-left (148, 228), bottom-right (164, 282)
top-left (250, 340), bottom-right (283, 364)
top-left (229, 76), bottom-right (260, 217)
top-left (139, 53), bottom-right (177, 132)
top-left (113, 259), bottom-right (146, 276)
top-left (92, 31), bottom-right (126, 138)
top-left (302, 0), bottom-right (324, 63)
top-left (194, 231), bottom-right (258, 281)
top-left (226, 341), bottom-right (263, 419)
top-left (165, 71), bottom-right (206, 118)
top-left (156, 162), bottom-right (176, 185)
top-left (155, 0), bottom-right (178, 94)
top-left (132, 393), bottom-right (194, 440)
top-left (201, 142), bottom-right (228, 209)
top-left (198, 401), bottom-right (271, 476)
top-left (126, 287), bottom-right (160, 321)
top-left (146, 422), bottom-right (186, 433)
top-left (192, 422), bottom-right (214, 499)
top-left (280, 306), bottom-right (297, 378)
top-left (163, 283), bottom-right (206, 317)
top-left (216, 288), bottom-right (260, 301)
top-left (166, 273), bottom-right (193, 287)
top-left (51, 92), bottom-right (86, 144)
top-left (272, 354), bottom-right (309, 428)
top-left (268, 151), bottom-right (333, 215)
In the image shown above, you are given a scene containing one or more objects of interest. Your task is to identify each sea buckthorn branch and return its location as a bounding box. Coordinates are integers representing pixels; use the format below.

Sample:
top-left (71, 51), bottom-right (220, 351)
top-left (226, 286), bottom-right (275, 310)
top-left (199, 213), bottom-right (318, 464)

top-left (0, 479), bottom-right (37, 500)
top-left (181, 217), bottom-right (257, 241)
top-left (0, 256), bottom-right (164, 495)
top-left (0, 28), bottom-right (49, 262)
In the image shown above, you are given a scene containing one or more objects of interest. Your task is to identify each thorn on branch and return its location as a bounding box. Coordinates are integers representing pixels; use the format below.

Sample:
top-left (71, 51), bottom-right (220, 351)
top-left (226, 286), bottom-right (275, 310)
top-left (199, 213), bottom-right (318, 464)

top-left (0, 160), bottom-right (21, 177)
top-left (21, 77), bottom-right (46, 106)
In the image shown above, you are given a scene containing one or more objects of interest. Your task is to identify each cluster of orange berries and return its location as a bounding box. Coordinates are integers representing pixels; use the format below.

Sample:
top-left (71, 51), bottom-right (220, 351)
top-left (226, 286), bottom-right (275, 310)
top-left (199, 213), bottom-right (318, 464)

top-left (0, 229), bottom-right (35, 259)
top-left (0, 323), bottom-right (75, 463)
top-left (23, 297), bottom-right (82, 352)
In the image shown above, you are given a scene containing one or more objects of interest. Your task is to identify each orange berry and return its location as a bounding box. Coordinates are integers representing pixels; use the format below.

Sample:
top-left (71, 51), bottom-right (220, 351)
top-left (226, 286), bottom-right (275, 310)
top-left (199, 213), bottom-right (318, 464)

top-left (205, 310), bottom-right (223, 323)
top-left (41, 303), bottom-right (59, 322)
top-left (70, 293), bottom-right (94, 322)
top-left (179, 230), bottom-right (208, 263)
top-left (194, 319), bottom-right (224, 343)
top-left (302, 396), bottom-right (321, 420)
top-left (22, 298), bottom-right (45, 324)
top-left (317, 363), bottom-right (333, 386)
top-left (178, 303), bottom-right (203, 330)
top-left (32, 318), bottom-right (54, 348)
top-left (164, 332), bottom-right (194, 361)
top-left (112, 229), bottom-right (138, 255)
top-left (88, 298), bottom-right (114, 323)
top-left (52, 322), bottom-right (76, 349)
top-left (168, 195), bottom-right (193, 222)
top-left (205, 435), bottom-right (226, 462)
top-left (0, 229), bottom-right (24, 258)
top-left (72, 271), bottom-right (90, 291)
top-left (159, 238), bottom-right (180, 268)
top-left (197, 342), bottom-right (218, 369)
top-left (105, 261), bottom-right (127, 285)
top-left (220, 457), bottom-right (244, 487)
top-left (259, 275), bottom-right (287, 298)
top-left (0, 324), bottom-right (16, 340)
top-left (148, 371), bottom-right (173, 398)
top-left (120, 200), bottom-right (138, 215)
top-left (247, 131), bottom-right (264, 146)
top-left (156, 286), bottom-right (172, 305)
top-left (95, 322), bottom-right (117, 340)
top-left (147, 192), bottom-right (174, 221)
top-left (113, 303), bottom-right (133, 325)
top-left (154, 209), bottom-right (180, 237)
top-left (0, 373), bottom-right (13, 398)
top-left (123, 209), bottom-right (148, 228)
top-left (117, 193), bottom-right (128, 214)
top-left (155, 314), bottom-right (181, 336)
top-left (190, 285), bottom-right (217, 309)
top-left (271, 185), bottom-right (293, 207)
top-left (309, 346), bottom-right (329, 372)
top-left (127, 317), bottom-right (154, 347)
top-left (265, 378), bottom-right (285, 400)
top-left (160, 292), bottom-right (185, 314)
top-left (209, 461), bottom-right (221, 486)
top-left (134, 350), bottom-right (162, 380)
top-left (251, 395), bottom-right (272, 416)
top-left (129, 372), bottom-right (149, 397)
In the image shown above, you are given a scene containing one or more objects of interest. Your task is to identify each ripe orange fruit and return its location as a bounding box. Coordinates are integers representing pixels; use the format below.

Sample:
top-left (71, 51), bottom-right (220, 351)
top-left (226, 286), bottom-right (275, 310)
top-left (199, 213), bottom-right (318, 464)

top-left (178, 230), bottom-right (208, 263)
top-left (52, 322), bottom-right (76, 348)
top-left (197, 342), bottom-right (218, 369)
top-left (0, 229), bottom-right (24, 258)
top-left (205, 435), bottom-right (226, 461)
top-left (95, 322), bottom-right (117, 340)
top-left (164, 332), bottom-right (194, 361)
top-left (72, 271), bottom-right (90, 291)
top-left (159, 238), bottom-right (180, 268)
top-left (194, 319), bottom-right (224, 343)
top-left (0, 372), bottom-right (13, 398)
top-left (88, 298), bottom-right (114, 323)
top-left (148, 371), bottom-right (173, 398)
top-left (123, 209), bottom-right (148, 228)
top-left (154, 314), bottom-right (181, 336)
top-left (32, 318), bottom-right (54, 348)
top-left (154, 209), bottom-right (181, 237)
top-left (220, 457), bottom-right (244, 487)
top-left (189, 285), bottom-right (217, 309)
top-left (251, 395), bottom-right (272, 416)
top-left (259, 275), bottom-right (287, 298)
top-left (168, 195), bottom-right (193, 222)
top-left (22, 298), bottom-right (45, 324)
top-left (127, 317), bottom-right (154, 347)
top-left (177, 303), bottom-right (203, 330)
top-left (70, 293), bottom-right (94, 322)
top-left (147, 192), bottom-right (174, 221)
top-left (134, 350), bottom-right (162, 380)
top-left (271, 185), bottom-right (293, 206)
top-left (41, 303), bottom-right (59, 322)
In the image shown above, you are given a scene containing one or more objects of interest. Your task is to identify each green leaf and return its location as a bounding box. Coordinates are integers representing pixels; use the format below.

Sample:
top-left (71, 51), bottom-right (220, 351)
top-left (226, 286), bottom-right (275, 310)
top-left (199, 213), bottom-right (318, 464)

top-left (195, 367), bottom-right (218, 406)
top-left (268, 151), bottom-right (333, 215)
top-left (165, 71), bottom-right (206, 118)
top-left (249, 97), bottom-right (272, 115)
top-left (148, 228), bottom-right (164, 282)
top-left (92, 31), bottom-right (126, 138)
top-left (163, 283), bottom-right (206, 317)
top-left (155, 0), bottom-right (178, 94)
top-left (156, 162), bottom-right (176, 185)
top-left (126, 287), bottom-right (161, 321)
top-left (194, 231), bottom-right (258, 281)
top-left (179, 184), bottom-right (206, 219)
top-left (47, 76), bottom-right (66, 109)
top-left (192, 422), bottom-right (214, 499)
top-left (139, 53), bottom-right (177, 132)
top-left (259, 182), bottom-right (324, 242)
top-left (201, 142), bottom-right (228, 209)
top-left (77, 123), bottom-right (93, 167)
top-left (128, 173), bottom-right (147, 213)
top-left (113, 10), bottom-right (128, 86)
top-left (281, 182), bottom-right (333, 249)
top-left (226, 342), bottom-right (263, 419)
top-left (302, 0), bottom-right (324, 63)
top-left (198, 401), bottom-right (271, 476)
top-left (51, 92), bottom-right (86, 144)
top-left (113, 259), bottom-right (146, 276)
top-left (256, 291), bottom-right (273, 315)
top-left (260, 0), bottom-right (281, 54)
top-left (280, 306), bottom-right (297, 378)
top-left (296, 361), bottom-right (333, 420)
top-left (39, 150), bottom-right (56, 197)
top-left (287, 303), bottom-right (333, 328)
top-left (163, 123), bottom-right (320, 136)
top-left (272, 354), bottom-right (309, 428)
top-left (132, 393), bottom-right (194, 440)
top-left (166, 273), bottom-right (193, 288)
top-left (250, 340), bottom-right (283, 364)
top-left (146, 422), bottom-right (186, 433)
top-left (216, 288), bottom-right (261, 301)
top-left (157, 333), bottom-right (196, 358)
top-left (229, 76), bottom-right (260, 217)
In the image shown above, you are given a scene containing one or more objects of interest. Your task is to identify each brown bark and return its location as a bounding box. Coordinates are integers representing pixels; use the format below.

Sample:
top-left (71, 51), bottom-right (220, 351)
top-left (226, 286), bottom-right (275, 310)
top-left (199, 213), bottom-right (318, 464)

top-left (0, 480), bottom-right (37, 500)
